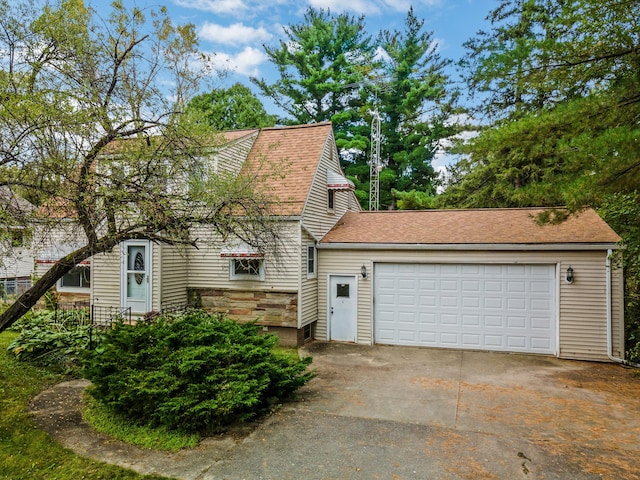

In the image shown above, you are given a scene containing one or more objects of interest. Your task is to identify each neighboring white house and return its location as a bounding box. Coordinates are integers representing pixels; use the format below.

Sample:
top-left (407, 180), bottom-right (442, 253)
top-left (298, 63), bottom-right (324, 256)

top-left (0, 186), bottom-right (35, 299)
top-left (0, 187), bottom-right (91, 304)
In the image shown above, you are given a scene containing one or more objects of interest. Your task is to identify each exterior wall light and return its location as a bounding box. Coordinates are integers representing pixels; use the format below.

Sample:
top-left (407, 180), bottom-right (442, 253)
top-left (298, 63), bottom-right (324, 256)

top-left (566, 266), bottom-right (574, 284)
top-left (361, 265), bottom-right (367, 279)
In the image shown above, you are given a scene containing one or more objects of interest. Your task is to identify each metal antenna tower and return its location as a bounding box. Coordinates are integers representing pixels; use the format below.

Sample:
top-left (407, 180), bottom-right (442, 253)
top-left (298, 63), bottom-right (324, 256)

top-left (343, 73), bottom-right (393, 211)
top-left (369, 105), bottom-right (381, 211)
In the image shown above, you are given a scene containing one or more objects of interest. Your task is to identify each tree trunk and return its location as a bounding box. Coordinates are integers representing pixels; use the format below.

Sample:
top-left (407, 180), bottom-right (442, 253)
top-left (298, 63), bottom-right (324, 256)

top-left (0, 255), bottom-right (91, 332)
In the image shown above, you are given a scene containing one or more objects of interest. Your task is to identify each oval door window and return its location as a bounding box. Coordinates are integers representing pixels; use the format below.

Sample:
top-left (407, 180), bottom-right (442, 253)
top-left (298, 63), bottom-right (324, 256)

top-left (134, 251), bottom-right (144, 285)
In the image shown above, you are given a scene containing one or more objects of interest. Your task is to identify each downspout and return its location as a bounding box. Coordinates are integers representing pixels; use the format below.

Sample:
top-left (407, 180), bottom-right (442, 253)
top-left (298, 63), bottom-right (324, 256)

top-left (606, 249), bottom-right (640, 367)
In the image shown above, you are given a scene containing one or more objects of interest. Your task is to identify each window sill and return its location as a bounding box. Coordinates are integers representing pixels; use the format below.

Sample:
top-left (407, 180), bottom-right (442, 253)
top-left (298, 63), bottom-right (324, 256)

top-left (56, 287), bottom-right (91, 293)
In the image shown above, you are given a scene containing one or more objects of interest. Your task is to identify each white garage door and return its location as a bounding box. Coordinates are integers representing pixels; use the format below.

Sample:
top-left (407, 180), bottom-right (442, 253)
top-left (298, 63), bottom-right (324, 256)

top-left (374, 263), bottom-right (556, 354)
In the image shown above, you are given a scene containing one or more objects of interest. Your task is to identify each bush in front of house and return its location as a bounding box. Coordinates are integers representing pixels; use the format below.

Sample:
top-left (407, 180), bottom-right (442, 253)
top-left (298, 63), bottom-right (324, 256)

top-left (7, 309), bottom-right (93, 373)
top-left (81, 310), bottom-right (315, 434)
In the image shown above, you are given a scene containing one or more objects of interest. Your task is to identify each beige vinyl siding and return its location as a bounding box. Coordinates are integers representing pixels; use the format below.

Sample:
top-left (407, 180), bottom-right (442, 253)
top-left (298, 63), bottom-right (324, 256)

top-left (557, 256), bottom-right (609, 361)
top-left (159, 244), bottom-right (189, 307)
top-left (91, 246), bottom-right (121, 308)
top-left (215, 132), bottom-right (258, 174)
top-left (317, 248), bottom-right (622, 361)
top-left (611, 256), bottom-right (624, 359)
top-left (300, 230), bottom-right (318, 328)
top-left (301, 131), bottom-right (360, 239)
top-left (188, 220), bottom-right (300, 293)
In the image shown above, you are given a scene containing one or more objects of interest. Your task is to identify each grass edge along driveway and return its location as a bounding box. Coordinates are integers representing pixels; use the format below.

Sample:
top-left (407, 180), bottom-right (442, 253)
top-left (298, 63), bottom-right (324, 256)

top-left (0, 330), bottom-right (171, 480)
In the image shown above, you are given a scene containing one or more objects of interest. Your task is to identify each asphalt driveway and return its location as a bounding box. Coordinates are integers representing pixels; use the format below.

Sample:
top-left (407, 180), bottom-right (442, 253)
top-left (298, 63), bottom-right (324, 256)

top-left (32, 342), bottom-right (640, 479)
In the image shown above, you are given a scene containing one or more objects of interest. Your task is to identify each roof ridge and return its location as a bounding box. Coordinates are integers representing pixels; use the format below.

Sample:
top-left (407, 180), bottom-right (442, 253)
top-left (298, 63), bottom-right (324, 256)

top-left (259, 122), bottom-right (332, 132)
top-left (356, 207), bottom-right (566, 213)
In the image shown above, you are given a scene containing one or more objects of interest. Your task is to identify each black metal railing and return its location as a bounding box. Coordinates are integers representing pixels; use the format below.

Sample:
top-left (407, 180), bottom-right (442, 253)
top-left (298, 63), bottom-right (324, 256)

top-left (91, 305), bottom-right (132, 327)
top-left (53, 301), bottom-right (194, 349)
top-left (53, 301), bottom-right (92, 325)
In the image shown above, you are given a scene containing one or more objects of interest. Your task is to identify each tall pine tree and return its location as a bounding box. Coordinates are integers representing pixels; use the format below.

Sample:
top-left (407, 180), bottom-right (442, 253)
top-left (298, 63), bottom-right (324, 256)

top-left (375, 7), bottom-right (456, 209)
top-left (251, 8), bottom-right (374, 158)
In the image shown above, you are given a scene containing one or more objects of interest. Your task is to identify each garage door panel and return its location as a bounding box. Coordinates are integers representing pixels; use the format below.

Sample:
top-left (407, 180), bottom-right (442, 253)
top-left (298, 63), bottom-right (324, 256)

top-left (531, 281), bottom-right (552, 293)
top-left (484, 280), bottom-right (503, 292)
top-left (485, 315), bottom-right (504, 327)
top-left (419, 295), bottom-right (436, 306)
top-left (374, 263), bottom-right (556, 354)
top-left (531, 316), bottom-right (552, 329)
top-left (440, 265), bottom-right (458, 275)
top-left (462, 296), bottom-right (480, 308)
top-left (441, 314), bottom-right (458, 325)
top-left (441, 296), bottom-right (458, 307)
top-left (531, 298), bottom-right (552, 311)
top-left (462, 280), bottom-right (481, 292)
top-left (507, 298), bottom-right (526, 310)
top-left (419, 313), bottom-right (436, 325)
top-left (507, 316), bottom-right (526, 328)
top-left (507, 336), bottom-right (527, 348)
top-left (485, 335), bottom-right (505, 347)
top-left (462, 314), bottom-right (480, 326)
top-left (462, 334), bottom-right (481, 346)
top-left (440, 332), bottom-right (459, 344)
top-left (484, 297), bottom-right (504, 309)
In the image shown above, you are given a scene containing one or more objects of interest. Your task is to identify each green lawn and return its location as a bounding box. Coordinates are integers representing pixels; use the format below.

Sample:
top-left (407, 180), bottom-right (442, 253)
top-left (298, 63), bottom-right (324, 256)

top-left (0, 330), bottom-right (171, 480)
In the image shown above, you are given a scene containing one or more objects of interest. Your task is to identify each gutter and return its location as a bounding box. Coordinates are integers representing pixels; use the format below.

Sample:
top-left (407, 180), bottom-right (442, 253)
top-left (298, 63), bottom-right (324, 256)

top-left (606, 248), bottom-right (640, 367)
top-left (317, 242), bottom-right (620, 252)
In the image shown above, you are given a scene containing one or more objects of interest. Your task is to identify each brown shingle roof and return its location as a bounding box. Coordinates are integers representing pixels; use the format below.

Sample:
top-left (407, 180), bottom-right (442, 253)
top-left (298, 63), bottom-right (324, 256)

top-left (240, 122), bottom-right (332, 216)
top-left (320, 208), bottom-right (621, 245)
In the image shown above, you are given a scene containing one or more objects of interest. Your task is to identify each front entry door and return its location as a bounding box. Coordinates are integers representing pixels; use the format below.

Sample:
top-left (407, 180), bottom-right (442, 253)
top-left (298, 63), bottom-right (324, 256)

top-left (122, 240), bottom-right (151, 313)
top-left (329, 275), bottom-right (357, 342)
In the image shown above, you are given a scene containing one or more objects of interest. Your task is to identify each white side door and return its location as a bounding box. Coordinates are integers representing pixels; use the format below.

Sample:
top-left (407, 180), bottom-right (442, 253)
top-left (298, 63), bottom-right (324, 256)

top-left (121, 240), bottom-right (151, 313)
top-left (329, 275), bottom-right (357, 342)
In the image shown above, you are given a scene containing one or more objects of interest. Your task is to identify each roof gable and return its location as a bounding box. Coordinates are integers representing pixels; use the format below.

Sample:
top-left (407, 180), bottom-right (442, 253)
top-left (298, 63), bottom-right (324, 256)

top-left (320, 208), bottom-right (621, 246)
top-left (239, 122), bottom-right (333, 216)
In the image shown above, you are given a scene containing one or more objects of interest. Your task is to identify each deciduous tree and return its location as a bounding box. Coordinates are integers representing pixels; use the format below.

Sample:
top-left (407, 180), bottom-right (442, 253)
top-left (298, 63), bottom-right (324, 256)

top-left (186, 83), bottom-right (277, 130)
top-left (0, 0), bottom-right (278, 332)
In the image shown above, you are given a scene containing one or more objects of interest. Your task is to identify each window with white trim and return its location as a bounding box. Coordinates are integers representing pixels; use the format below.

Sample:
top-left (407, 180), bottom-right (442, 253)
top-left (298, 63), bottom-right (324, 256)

top-left (307, 245), bottom-right (316, 278)
top-left (327, 189), bottom-right (335, 210)
top-left (57, 266), bottom-right (91, 291)
top-left (230, 258), bottom-right (265, 281)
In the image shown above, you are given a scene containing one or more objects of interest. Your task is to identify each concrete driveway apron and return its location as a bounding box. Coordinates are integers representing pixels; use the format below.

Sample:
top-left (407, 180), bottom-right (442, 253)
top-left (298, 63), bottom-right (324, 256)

top-left (201, 342), bottom-right (640, 479)
top-left (32, 342), bottom-right (640, 479)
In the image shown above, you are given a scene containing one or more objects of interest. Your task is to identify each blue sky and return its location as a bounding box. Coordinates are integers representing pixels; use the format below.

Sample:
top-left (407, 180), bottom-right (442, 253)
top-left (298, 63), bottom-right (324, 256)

top-left (89, 0), bottom-right (492, 100)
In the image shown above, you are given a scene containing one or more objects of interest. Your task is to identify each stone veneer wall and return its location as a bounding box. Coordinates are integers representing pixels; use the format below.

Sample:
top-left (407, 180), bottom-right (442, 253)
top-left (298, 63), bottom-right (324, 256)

top-left (190, 288), bottom-right (298, 328)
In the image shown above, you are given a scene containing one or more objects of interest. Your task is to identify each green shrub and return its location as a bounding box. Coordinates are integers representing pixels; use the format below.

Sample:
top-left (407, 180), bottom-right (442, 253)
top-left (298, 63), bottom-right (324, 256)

top-left (81, 310), bottom-right (315, 434)
top-left (7, 309), bottom-right (94, 373)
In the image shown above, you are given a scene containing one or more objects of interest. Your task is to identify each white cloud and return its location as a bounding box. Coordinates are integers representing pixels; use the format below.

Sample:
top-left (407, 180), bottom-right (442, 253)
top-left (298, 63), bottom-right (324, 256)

top-left (307, 0), bottom-right (380, 15)
top-left (172, 0), bottom-right (248, 15)
top-left (382, 0), bottom-right (442, 11)
top-left (199, 22), bottom-right (273, 46)
top-left (208, 46), bottom-right (267, 77)
top-left (306, 0), bottom-right (442, 15)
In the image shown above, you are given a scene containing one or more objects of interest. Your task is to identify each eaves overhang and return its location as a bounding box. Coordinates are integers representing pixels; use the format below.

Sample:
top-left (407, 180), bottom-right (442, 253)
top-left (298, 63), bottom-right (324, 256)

top-left (316, 242), bottom-right (621, 251)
